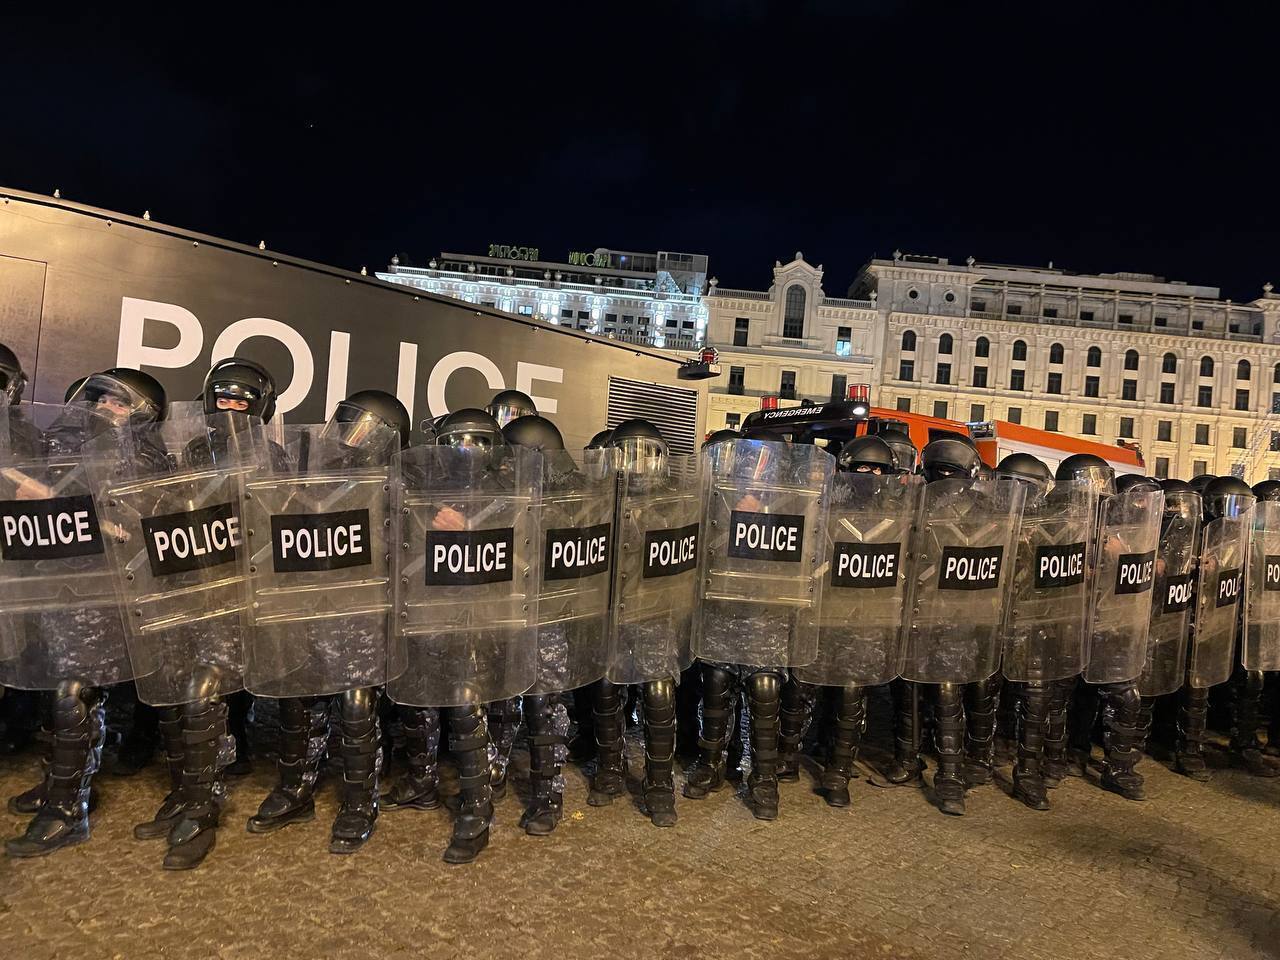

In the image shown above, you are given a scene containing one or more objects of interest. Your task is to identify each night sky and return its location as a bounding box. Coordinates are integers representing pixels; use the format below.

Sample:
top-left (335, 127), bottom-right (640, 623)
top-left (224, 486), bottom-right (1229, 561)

top-left (4, 4), bottom-right (1276, 300)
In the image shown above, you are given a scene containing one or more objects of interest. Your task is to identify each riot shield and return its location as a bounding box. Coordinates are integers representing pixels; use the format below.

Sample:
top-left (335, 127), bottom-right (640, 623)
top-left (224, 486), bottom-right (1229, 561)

top-left (241, 421), bottom-right (398, 698)
top-left (899, 478), bottom-right (1026, 684)
top-left (794, 471), bottom-right (922, 687)
top-left (1245, 500), bottom-right (1280, 672)
top-left (1001, 479), bottom-right (1097, 684)
top-left (607, 454), bottom-right (701, 685)
top-left (1083, 488), bottom-right (1165, 685)
top-left (694, 439), bottom-right (832, 668)
top-left (529, 448), bottom-right (616, 695)
top-left (387, 444), bottom-right (540, 707)
top-left (1137, 494), bottom-right (1201, 698)
top-left (87, 412), bottom-right (262, 706)
top-left (0, 402), bottom-right (133, 690)
top-left (1188, 512), bottom-right (1251, 688)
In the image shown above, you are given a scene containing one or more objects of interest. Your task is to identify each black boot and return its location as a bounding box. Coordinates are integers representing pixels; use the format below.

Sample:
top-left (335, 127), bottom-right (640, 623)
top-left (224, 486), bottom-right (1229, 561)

top-left (684, 665), bottom-right (733, 799)
top-left (821, 684), bottom-right (865, 808)
top-left (746, 672), bottom-right (781, 820)
top-left (1012, 682), bottom-right (1050, 810)
top-left (933, 683), bottom-right (966, 816)
top-left (1041, 677), bottom-right (1073, 786)
top-left (329, 687), bottom-right (381, 853)
top-left (641, 679), bottom-right (677, 827)
top-left (1100, 682), bottom-right (1146, 801)
top-left (1176, 684), bottom-right (1212, 781)
top-left (487, 697), bottom-right (521, 800)
top-left (384, 706), bottom-right (441, 809)
top-left (247, 697), bottom-right (327, 832)
top-left (777, 675), bottom-right (813, 782)
top-left (7, 679), bottom-right (103, 857)
top-left (164, 682), bottom-right (232, 870)
top-left (1229, 669), bottom-right (1279, 777)
top-left (113, 693), bottom-right (159, 776)
top-left (885, 679), bottom-right (924, 784)
top-left (443, 705), bottom-right (493, 864)
top-left (134, 706), bottom-right (187, 839)
top-left (521, 694), bottom-right (567, 835)
top-left (963, 674), bottom-right (1002, 787)
top-left (588, 679), bottom-right (627, 806)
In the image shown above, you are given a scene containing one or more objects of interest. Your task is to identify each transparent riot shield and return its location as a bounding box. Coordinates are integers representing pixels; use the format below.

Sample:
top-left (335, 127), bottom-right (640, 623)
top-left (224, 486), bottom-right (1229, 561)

top-left (529, 448), bottom-right (616, 695)
top-left (1245, 500), bottom-right (1280, 672)
top-left (0, 402), bottom-right (133, 690)
top-left (387, 444), bottom-right (540, 707)
top-left (1137, 493), bottom-right (1201, 698)
top-left (607, 454), bottom-right (701, 685)
top-left (794, 472), bottom-right (922, 687)
top-left (900, 477), bottom-right (1026, 684)
top-left (241, 421), bottom-right (398, 698)
top-left (1083, 488), bottom-right (1165, 685)
top-left (87, 412), bottom-right (262, 706)
top-left (1188, 512), bottom-right (1251, 688)
top-left (694, 439), bottom-right (832, 669)
top-left (1001, 479), bottom-right (1097, 684)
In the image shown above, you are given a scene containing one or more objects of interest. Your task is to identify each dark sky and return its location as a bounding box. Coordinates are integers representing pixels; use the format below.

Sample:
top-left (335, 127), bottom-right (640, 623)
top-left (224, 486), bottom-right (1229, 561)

top-left (4, 4), bottom-right (1277, 300)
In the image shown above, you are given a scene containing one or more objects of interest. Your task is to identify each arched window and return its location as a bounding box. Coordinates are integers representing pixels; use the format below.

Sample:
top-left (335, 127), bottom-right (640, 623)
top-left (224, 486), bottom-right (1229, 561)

top-left (1162, 352), bottom-right (1178, 375)
top-left (1273, 362), bottom-right (1280, 384)
top-left (1200, 356), bottom-right (1214, 378)
top-left (902, 329), bottom-right (917, 352)
top-left (938, 333), bottom-right (953, 355)
top-left (1087, 346), bottom-right (1101, 367)
top-left (1238, 359), bottom-right (1252, 380)
top-left (1125, 349), bottom-right (1139, 371)
top-left (975, 336), bottom-right (990, 358)
top-left (1012, 339), bottom-right (1027, 362)
top-left (783, 285), bottom-right (807, 339)
top-left (1049, 342), bottom-right (1064, 364)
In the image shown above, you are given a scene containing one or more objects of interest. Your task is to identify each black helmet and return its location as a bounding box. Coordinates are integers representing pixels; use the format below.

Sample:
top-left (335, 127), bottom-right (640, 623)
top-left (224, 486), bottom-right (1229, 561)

top-left (502, 414), bottom-right (565, 451)
top-left (1252, 479), bottom-right (1280, 503)
top-left (586, 428), bottom-right (613, 450)
top-left (609, 418), bottom-right (667, 475)
top-left (996, 453), bottom-right (1051, 486)
top-left (324, 389), bottom-right (410, 450)
top-left (436, 407), bottom-right (503, 450)
top-left (1159, 478), bottom-right (1201, 525)
top-left (485, 389), bottom-right (537, 428)
top-left (1055, 453), bottom-right (1115, 496)
top-left (836, 435), bottom-right (896, 474)
top-left (920, 437), bottom-right (979, 483)
top-left (0, 342), bottom-right (28, 404)
top-left (1188, 474), bottom-right (1216, 493)
top-left (203, 357), bottom-right (277, 422)
top-left (63, 375), bottom-right (89, 404)
top-left (1116, 474), bottom-right (1161, 495)
top-left (417, 417), bottom-right (438, 445)
top-left (976, 461), bottom-right (994, 481)
top-left (877, 429), bottom-right (918, 475)
top-left (1160, 478), bottom-right (1194, 495)
top-left (1203, 476), bottom-right (1256, 522)
top-left (66, 367), bottom-right (166, 424)
top-left (702, 428), bottom-right (738, 448)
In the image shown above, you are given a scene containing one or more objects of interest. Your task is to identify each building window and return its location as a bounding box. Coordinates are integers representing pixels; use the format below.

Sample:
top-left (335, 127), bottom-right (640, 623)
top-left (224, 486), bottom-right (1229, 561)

top-left (1197, 385), bottom-right (1213, 407)
top-left (1008, 407), bottom-right (1022, 424)
top-left (1082, 413), bottom-right (1097, 435)
top-left (898, 359), bottom-right (915, 382)
top-left (836, 326), bottom-right (852, 357)
top-left (1049, 342), bottom-right (1065, 364)
top-left (975, 336), bottom-right (990, 358)
top-left (933, 401), bottom-right (948, 419)
top-left (1047, 372), bottom-right (1062, 394)
top-left (518, 304), bottom-right (534, 316)
top-left (780, 370), bottom-right (797, 400)
top-left (1124, 349), bottom-right (1139, 371)
top-left (1012, 339), bottom-right (1027, 361)
top-left (1236, 388), bottom-right (1251, 411)
top-left (1007, 304), bottom-right (1022, 316)
top-left (1155, 316), bottom-right (1168, 327)
top-left (1193, 459), bottom-right (1208, 476)
top-left (830, 374), bottom-right (847, 402)
top-left (1155, 457), bottom-right (1170, 479)
top-left (1120, 417), bottom-right (1135, 439)
top-left (1160, 382), bottom-right (1176, 404)
top-left (897, 397), bottom-right (912, 413)
top-left (972, 366), bottom-right (988, 388)
top-left (606, 313), bottom-right (617, 324)
top-left (939, 333), bottom-right (953, 355)
top-left (1157, 420), bottom-right (1172, 442)
top-left (561, 308), bottom-right (574, 320)
top-left (1192, 319), bottom-right (1205, 330)
top-left (734, 317), bottom-right (749, 347)
top-left (908, 288), bottom-right (920, 300)
top-left (1271, 431), bottom-right (1280, 452)
top-left (1271, 468), bottom-right (1280, 481)
top-left (1080, 310), bottom-right (1095, 322)
top-left (1195, 424), bottom-right (1210, 445)
top-left (1233, 427), bottom-right (1247, 448)
top-left (970, 403), bottom-right (986, 422)
top-left (578, 311), bottom-right (591, 323)
top-left (1119, 314), bottom-right (1134, 325)
top-left (728, 366), bottom-right (745, 395)
top-left (1044, 411), bottom-right (1059, 432)
top-left (972, 299), bottom-right (987, 313)
top-left (1162, 352), bottom-right (1178, 374)
top-left (623, 315), bottom-right (634, 324)
top-left (1273, 392), bottom-right (1280, 414)
top-left (783, 286), bottom-right (806, 339)
top-left (1044, 307), bottom-right (1058, 318)
top-left (936, 363), bottom-right (952, 385)
top-left (1122, 379), bottom-right (1137, 401)
top-left (1238, 359), bottom-right (1252, 380)
top-left (1087, 346), bottom-right (1102, 367)
top-left (1200, 356), bottom-right (1214, 377)
top-left (902, 330), bottom-right (917, 352)
top-left (1010, 369), bottom-right (1025, 391)
top-left (1085, 376), bottom-right (1100, 398)
top-left (725, 413), bottom-right (741, 429)
top-left (1274, 362), bottom-right (1280, 384)
top-left (668, 318), bottom-right (679, 328)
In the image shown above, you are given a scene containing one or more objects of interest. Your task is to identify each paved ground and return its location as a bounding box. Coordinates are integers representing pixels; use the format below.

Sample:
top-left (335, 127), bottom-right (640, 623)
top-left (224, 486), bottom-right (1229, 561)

top-left (1, 712), bottom-right (1279, 960)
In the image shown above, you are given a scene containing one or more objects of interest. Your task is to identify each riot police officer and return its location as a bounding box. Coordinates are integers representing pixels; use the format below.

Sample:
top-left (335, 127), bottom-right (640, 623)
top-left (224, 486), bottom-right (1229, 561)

top-left (1251, 480), bottom-right (1280, 758)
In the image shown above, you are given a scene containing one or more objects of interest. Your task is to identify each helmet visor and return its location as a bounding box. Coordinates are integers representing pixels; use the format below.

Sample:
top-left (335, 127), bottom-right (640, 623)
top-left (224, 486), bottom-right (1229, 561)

top-left (488, 402), bottom-right (534, 429)
top-left (66, 373), bottom-right (161, 423)
top-left (1077, 464), bottom-right (1117, 497)
top-left (617, 436), bottom-right (667, 475)
top-left (1163, 490), bottom-right (1201, 524)
top-left (319, 405), bottom-right (399, 454)
top-left (1212, 493), bottom-right (1255, 520)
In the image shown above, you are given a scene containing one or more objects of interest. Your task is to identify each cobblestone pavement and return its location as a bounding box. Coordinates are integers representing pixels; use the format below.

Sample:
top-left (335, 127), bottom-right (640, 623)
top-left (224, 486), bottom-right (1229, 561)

top-left (1, 719), bottom-right (1279, 960)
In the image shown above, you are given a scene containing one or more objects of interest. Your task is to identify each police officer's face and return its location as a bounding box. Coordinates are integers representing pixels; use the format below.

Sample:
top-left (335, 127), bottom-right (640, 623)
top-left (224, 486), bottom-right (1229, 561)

top-left (95, 393), bottom-right (133, 422)
top-left (216, 396), bottom-right (251, 412)
top-left (854, 464), bottom-right (883, 475)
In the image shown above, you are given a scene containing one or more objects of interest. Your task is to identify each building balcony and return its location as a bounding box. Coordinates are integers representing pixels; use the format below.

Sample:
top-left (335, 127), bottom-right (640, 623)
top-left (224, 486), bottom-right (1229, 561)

top-left (761, 333), bottom-right (825, 351)
top-left (708, 287), bottom-right (771, 301)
